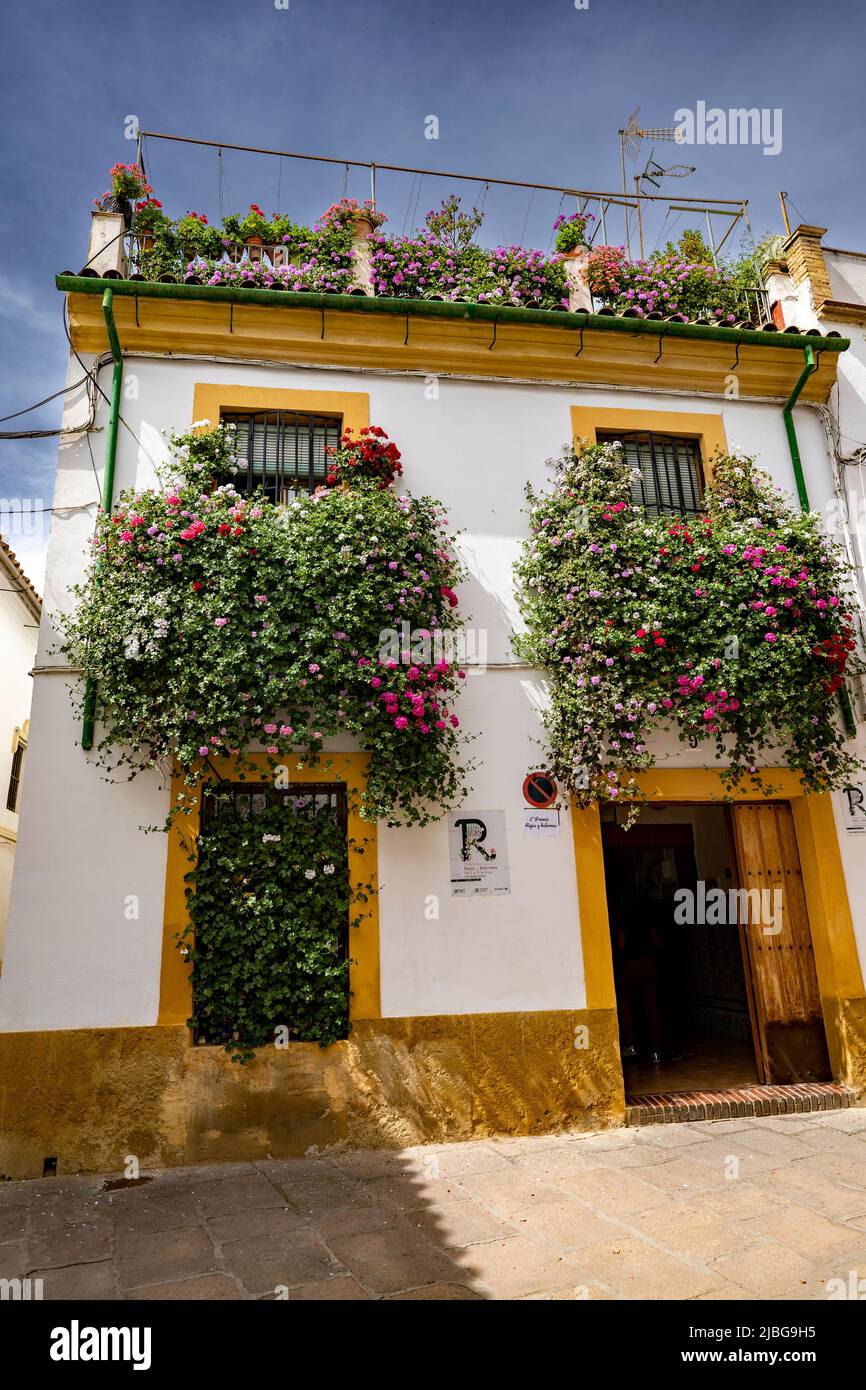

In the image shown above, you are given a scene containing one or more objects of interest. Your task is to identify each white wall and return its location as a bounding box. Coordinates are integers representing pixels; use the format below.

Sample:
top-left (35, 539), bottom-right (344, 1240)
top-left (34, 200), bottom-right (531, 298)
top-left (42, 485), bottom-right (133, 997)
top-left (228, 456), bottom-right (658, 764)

top-left (0, 571), bottom-right (39, 964)
top-left (3, 350), bottom-right (864, 1029)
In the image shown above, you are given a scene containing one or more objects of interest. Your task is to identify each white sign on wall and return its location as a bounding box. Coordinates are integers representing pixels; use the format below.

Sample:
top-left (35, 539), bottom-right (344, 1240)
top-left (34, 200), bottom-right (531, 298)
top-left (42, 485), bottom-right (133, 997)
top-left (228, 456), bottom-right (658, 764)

top-left (523, 808), bottom-right (560, 836)
top-left (448, 809), bottom-right (510, 896)
top-left (841, 784), bottom-right (866, 833)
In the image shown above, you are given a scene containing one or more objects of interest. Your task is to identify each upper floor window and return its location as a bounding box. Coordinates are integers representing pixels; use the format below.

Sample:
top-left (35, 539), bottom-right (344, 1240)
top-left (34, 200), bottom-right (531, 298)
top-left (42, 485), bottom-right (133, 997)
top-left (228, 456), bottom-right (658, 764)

top-left (597, 430), bottom-right (704, 517)
top-left (221, 411), bottom-right (342, 501)
top-left (6, 737), bottom-right (25, 813)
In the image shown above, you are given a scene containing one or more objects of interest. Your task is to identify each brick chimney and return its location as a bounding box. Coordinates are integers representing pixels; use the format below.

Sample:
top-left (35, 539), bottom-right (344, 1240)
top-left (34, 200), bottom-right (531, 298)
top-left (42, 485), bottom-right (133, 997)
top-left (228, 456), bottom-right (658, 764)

top-left (781, 224), bottom-right (832, 313)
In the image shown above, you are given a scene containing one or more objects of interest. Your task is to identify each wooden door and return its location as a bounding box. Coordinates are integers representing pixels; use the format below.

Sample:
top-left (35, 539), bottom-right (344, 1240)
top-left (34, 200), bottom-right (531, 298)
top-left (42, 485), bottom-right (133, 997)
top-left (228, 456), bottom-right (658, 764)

top-left (730, 803), bottom-right (830, 1084)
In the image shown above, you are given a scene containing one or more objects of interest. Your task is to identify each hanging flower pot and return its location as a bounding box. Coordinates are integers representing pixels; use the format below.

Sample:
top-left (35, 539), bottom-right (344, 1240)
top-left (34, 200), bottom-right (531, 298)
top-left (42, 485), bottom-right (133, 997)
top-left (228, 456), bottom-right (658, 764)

top-left (237, 206), bottom-right (271, 264)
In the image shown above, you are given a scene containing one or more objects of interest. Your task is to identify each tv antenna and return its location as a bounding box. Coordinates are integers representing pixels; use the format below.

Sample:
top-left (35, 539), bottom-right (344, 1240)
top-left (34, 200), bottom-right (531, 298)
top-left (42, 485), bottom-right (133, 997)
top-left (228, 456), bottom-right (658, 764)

top-left (618, 107), bottom-right (686, 195)
top-left (638, 149), bottom-right (696, 194)
top-left (630, 150), bottom-right (697, 258)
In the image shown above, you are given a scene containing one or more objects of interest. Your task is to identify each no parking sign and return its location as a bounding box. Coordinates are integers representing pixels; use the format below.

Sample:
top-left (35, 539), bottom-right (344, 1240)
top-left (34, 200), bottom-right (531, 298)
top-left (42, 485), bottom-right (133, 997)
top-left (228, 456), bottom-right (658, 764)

top-left (522, 772), bottom-right (558, 809)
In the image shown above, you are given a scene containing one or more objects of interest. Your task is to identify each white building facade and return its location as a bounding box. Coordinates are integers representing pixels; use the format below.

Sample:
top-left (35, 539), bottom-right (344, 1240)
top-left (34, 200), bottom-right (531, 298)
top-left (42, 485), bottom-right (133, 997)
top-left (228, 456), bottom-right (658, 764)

top-left (0, 217), bottom-right (864, 1177)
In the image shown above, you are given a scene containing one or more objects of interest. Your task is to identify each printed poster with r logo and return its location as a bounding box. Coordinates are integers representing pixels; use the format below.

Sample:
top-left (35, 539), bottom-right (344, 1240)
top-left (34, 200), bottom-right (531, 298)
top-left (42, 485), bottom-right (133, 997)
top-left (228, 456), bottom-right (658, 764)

top-left (448, 809), bottom-right (510, 896)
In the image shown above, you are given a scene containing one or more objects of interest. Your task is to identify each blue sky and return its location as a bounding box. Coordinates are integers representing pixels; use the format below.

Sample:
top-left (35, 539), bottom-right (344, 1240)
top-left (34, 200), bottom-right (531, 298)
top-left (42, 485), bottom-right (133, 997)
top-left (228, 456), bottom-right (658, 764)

top-left (2, 0), bottom-right (864, 585)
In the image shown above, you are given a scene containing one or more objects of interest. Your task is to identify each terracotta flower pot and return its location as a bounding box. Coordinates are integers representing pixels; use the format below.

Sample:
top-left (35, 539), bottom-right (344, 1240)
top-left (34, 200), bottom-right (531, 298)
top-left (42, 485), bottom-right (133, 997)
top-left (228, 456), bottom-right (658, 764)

top-left (245, 235), bottom-right (264, 263)
top-left (353, 216), bottom-right (374, 240)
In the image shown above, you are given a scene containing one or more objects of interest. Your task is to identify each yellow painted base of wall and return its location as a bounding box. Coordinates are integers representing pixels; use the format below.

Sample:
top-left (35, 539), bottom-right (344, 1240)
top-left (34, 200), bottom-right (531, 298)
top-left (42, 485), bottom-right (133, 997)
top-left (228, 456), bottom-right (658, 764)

top-left (822, 995), bottom-right (866, 1091)
top-left (0, 1010), bottom-right (625, 1180)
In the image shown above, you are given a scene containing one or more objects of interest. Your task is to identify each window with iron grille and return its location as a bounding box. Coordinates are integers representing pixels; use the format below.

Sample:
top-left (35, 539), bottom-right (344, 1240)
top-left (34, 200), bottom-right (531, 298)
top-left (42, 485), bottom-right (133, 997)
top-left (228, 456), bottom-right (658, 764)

top-left (200, 781), bottom-right (349, 970)
top-left (221, 411), bottom-right (342, 500)
top-left (201, 781), bottom-right (347, 835)
top-left (597, 430), bottom-right (704, 516)
top-left (6, 739), bottom-right (24, 813)
top-left (192, 781), bottom-right (351, 1048)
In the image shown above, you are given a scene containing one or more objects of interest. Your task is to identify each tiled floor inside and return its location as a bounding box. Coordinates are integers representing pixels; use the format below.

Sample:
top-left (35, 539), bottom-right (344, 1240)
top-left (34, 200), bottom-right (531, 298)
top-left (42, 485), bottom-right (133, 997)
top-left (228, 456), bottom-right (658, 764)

top-left (3, 1107), bottom-right (866, 1300)
top-left (625, 1032), bottom-right (758, 1097)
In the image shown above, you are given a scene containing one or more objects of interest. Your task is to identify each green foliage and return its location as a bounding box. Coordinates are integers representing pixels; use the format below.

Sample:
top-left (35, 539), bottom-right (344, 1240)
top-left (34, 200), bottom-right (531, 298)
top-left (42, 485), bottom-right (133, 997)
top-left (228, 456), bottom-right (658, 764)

top-left (175, 212), bottom-right (220, 260)
top-left (184, 794), bottom-right (362, 1060)
top-left (62, 425), bottom-right (471, 828)
top-left (238, 204), bottom-right (272, 241)
top-left (553, 211), bottom-right (594, 254)
top-left (515, 442), bottom-right (863, 822)
top-left (423, 194), bottom-right (484, 254)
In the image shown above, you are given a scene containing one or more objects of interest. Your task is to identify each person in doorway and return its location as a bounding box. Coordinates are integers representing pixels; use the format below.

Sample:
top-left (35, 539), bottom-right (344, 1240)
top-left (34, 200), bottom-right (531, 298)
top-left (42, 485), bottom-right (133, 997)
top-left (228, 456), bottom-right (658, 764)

top-left (616, 884), bottom-right (664, 1064)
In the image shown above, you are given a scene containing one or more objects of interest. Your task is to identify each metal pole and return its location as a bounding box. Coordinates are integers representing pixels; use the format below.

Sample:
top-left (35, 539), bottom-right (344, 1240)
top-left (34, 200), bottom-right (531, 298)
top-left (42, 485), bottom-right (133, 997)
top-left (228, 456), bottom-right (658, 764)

top-left (779, 191), bottom-right (791, 238)
top-left (370, 162), bottom-right (376, 208)
top-left (620, 132), bottom-right (631, 257)
top-left (634, 178), bottom-right (644, 259)
top-left (705, 210), bottom-right (718, 267)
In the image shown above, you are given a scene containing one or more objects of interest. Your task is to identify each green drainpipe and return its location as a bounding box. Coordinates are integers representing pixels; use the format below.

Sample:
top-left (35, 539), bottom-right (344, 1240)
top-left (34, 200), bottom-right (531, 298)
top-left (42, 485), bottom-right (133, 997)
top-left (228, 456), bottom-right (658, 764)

top-left (783, 343), bottom-right (857, 738)
top-left (783, 344), bottom-right (816, 512)
top-left (81, 288), bottom-right (123, 750)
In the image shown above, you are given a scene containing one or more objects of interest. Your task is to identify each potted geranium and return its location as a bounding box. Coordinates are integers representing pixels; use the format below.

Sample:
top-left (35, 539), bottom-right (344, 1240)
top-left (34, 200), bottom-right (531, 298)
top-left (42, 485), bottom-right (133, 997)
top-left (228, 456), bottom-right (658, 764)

top-left (132, 197), bottom-right (169, 253)
top-left (239, 204), bottom-right (273, 259)
top-left (318, 197), bottom-right (387, 240)
top-left (176, 211), bottom-right (217, 262)
top-left (93, 162), bottom-right (152, 229)
top-left (325, 425), bottom-right (403, 489)
top-left (553, 211), bottom-right (595, 257)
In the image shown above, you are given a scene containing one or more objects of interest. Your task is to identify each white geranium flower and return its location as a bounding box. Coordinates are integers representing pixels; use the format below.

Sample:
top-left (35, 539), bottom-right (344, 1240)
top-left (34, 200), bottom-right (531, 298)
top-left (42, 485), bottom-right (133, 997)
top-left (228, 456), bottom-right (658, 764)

top-left (322, 864), bottom-right (335, 875)
top-left (304, 868), bottom-right (316, 880)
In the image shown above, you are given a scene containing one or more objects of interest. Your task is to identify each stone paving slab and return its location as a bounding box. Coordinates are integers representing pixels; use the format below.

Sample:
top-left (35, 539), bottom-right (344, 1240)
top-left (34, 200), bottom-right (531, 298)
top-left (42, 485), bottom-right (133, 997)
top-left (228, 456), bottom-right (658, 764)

top-left (2, 1107), bottom-right (866, 1300)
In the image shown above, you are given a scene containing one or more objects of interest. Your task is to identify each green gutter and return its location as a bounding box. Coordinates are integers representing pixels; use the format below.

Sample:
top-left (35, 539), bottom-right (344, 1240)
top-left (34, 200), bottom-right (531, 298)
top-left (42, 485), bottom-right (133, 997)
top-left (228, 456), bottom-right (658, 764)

top-left (783, 343), bottom-right (857, 738)
top-left (55, 274), bottom-right (850, 357)
top-left (81, 288), bottom-right (123, 750)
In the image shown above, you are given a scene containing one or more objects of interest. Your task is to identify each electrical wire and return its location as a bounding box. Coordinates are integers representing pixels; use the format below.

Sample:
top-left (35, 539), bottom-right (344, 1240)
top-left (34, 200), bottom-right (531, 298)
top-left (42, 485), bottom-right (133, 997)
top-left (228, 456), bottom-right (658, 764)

top-left (0, 375), bottom-right (89, 424)
top-left (61, 298), bottom-right (161, 473)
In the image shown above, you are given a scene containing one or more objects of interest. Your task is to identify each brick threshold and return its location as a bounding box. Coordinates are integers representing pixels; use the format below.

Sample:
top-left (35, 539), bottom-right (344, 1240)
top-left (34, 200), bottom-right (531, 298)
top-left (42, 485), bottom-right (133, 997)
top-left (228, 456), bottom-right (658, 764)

top-left (626, 1081), bottom-right (856, 1126)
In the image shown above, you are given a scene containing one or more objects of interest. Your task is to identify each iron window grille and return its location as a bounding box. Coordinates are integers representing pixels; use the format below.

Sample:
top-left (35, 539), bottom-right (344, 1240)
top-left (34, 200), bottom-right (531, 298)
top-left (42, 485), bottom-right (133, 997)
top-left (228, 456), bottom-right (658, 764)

top-left (221, 411), bottom-right (342, 500)
top-left (597, 430), bottom-right (704, 517)
top-left (6, 739), bottom-right (24, 813)
top-left (201, 781), bottom-right (347, 833)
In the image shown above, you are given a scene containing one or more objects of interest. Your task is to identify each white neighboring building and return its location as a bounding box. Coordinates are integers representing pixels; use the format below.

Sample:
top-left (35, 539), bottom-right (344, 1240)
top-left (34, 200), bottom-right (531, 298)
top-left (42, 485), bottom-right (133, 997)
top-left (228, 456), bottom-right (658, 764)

top-left (0, 538), bottom-right (40, 968)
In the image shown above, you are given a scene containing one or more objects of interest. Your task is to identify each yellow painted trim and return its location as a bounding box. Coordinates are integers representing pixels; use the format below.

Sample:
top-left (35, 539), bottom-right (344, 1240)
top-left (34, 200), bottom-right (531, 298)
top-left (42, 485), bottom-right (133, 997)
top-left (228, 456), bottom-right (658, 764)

top-left (66, 293), bottom-right (843, 404)
top-left (570, 406), bottom-right (728, 484)
top-left (790, 795), bottom-right (865, 1001)
top-left (0, 825), bottom-right (16, 845)
top-left (572, 804), bottom-right (616, 1011)
top-left (159, 751), bottom-right (380, 1028)
top-left (191, 384), bottom-right (369, 436)
top-left (573, 769), bottom-right (864, 1072)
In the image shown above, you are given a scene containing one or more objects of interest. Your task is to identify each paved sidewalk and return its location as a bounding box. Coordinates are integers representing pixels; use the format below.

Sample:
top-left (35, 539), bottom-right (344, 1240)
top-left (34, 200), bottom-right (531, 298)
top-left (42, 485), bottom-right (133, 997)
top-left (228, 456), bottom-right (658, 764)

top-left (3, 1108), bottom-right (866, 1300)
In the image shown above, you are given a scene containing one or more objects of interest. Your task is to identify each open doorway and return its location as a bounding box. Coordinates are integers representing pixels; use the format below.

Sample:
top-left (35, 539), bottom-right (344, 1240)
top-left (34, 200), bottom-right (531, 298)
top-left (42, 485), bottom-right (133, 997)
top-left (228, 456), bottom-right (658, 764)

top-left (603, 804), bottom-right (756, 1096)
top-left (602, 800), bottom-right (833, 1099)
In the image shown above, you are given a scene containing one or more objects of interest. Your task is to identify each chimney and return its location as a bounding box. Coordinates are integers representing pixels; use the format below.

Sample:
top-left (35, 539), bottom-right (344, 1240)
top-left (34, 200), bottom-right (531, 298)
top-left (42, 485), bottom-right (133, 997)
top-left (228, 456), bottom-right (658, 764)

top-left (85, 211), bottom-right (127, 277)
top-left (781, 224), bottom-right (831, 314)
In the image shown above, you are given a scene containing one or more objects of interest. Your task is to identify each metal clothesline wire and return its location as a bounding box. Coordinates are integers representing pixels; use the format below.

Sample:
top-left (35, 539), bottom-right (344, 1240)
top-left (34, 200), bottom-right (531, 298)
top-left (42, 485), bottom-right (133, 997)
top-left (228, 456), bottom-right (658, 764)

top-left (136, 129), bottom-right (749, 214)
